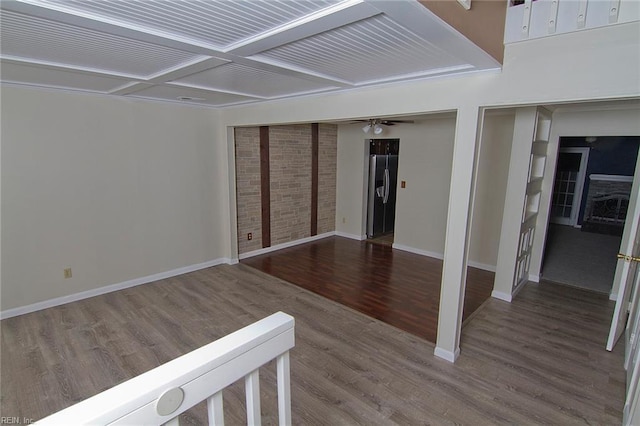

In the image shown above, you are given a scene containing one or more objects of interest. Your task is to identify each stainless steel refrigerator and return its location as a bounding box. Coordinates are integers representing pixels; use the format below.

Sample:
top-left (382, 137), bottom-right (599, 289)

top-left (367, 154), bottom-right (398, 238)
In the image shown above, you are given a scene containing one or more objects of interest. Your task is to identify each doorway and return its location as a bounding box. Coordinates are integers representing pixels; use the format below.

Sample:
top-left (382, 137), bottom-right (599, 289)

top-left (550, 147), bottom-right (589, 226)
top-left (366, 139), bottom-right (399, 246)
top-left (542, 136), bottom-right (640, 294)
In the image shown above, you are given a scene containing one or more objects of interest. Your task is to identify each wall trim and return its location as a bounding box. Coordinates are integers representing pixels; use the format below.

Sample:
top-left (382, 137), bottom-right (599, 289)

top-left (0, 258), bottom-right (229, 320)
top-left (334, 231), bottom-right (366, 241)
top-left (239, 232), bottom-right (334, 259)
top-left (491, 290), bottom-right (512, 302)
top-left (392, 244), bottom-right (496, 273)
top-left (528, 273), bottom-right (540, 283)
top-left (434, 346), bottom-right (460, 363)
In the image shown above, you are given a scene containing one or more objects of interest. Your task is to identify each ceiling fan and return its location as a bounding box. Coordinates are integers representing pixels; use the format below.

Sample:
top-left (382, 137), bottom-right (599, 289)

top-left (352, 118), bottom-right (415, 134)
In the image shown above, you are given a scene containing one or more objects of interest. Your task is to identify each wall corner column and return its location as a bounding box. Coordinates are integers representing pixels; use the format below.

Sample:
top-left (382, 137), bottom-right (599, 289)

top-left (435, 105), bottom-right (482, 363)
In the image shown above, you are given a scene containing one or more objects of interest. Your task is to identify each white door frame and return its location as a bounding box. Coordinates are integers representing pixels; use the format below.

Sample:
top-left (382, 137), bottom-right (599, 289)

top-left (550, 147), bottom-right (590, 227)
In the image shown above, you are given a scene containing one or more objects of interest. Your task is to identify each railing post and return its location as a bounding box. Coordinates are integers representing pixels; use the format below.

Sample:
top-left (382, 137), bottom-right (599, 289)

top-left (277, 351), bottom-right (292, 426)
top-left (207, 391), bottom-right (224, 426)
top-left (164, 417), bottom-right (180, 426)
top-left (245, 369), bottom-right (261, 426)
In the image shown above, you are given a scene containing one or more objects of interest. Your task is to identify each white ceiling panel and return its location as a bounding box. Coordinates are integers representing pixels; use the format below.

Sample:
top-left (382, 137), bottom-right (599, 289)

top-left (253, 14), bottom-right (468, 84)
top-left (36, 0), bottom-right (344, 48)
top-left (0, 10), bottom-right (203, 78)
top-left (171, 63), bottom-right (338, 98)
top-left (0, 0), bottom-right (500, 108)
top-left (127, 85), bottom-right (260, 107)
top-left (0, 62), bottom-right (129, 93)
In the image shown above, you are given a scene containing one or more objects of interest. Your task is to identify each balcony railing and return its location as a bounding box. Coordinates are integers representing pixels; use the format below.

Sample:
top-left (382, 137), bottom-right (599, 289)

top-left (34, 312), bottom-right (295, 426)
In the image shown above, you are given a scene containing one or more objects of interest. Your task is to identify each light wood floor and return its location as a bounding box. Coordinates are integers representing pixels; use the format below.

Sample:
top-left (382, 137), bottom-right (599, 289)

top-left (1, 264), bottom-right (625, 424)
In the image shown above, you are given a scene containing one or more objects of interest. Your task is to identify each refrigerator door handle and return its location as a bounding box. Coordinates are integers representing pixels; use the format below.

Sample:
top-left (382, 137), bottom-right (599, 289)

top-left (383, 168), bottom-right (390, 204)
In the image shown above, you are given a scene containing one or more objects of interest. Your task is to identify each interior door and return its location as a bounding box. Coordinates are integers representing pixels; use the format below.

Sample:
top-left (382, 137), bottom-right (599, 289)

top-left (550, 147), bottom-right (589, 226)
top-left (624, 272), bottom-right (640, 424)
top-left (606, 151), bottom-right (640, 351)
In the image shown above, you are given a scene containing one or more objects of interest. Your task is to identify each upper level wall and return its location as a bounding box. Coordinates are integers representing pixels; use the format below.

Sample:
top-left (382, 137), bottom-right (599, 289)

top-left (420, 0), bottom-right (506, 63)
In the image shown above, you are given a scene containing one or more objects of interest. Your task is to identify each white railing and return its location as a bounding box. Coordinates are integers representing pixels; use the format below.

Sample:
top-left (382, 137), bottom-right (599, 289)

top-left (504, 0), bottom-right (640, 44)
top-left (35, 312), bottom-right (295, 426)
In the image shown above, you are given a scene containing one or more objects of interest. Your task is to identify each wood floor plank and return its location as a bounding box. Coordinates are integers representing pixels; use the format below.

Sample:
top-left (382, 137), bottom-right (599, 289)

top-left (1, 264), bottom-right (625, 425)
top-left (241, 236), bottom-right (494, 343)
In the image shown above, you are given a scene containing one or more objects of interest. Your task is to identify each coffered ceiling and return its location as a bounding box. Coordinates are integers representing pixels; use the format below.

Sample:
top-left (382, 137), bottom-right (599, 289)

top-left (0, 0), bottom-right (500, 108)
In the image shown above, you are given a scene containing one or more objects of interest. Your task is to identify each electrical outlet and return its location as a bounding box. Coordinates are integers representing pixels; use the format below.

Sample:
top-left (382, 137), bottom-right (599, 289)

top-left (401, 180), bottom-right (406, 188)
top-left (248, 233), bottom-right (253, 241)
top-left (64, 268), bottom-right (72, 279)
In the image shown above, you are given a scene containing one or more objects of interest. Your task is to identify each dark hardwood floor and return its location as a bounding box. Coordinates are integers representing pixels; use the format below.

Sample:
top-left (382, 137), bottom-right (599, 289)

top-left (1, 265), bottom-right (625, 424)
top-left (241, 236), bottom-right (494, 343)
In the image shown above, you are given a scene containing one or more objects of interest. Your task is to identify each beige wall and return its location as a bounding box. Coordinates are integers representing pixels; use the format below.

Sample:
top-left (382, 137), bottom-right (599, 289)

top-left (235, 124), bottom-right (337, 255)
top-left (1, 86), bottom-right (223, 311)
top-left (469, 112), bottom-right (515, 268)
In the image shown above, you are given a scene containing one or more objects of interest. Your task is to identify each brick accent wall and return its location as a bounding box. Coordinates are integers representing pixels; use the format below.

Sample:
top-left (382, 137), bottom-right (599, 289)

top-left (235, 127), bottom-right (263, 253)
top-left (318, 124), bottom-right (337, 234)
top-left (269, 125), bottom-right (313, 245)
top-left (235, 123), bottom-right (338, 254)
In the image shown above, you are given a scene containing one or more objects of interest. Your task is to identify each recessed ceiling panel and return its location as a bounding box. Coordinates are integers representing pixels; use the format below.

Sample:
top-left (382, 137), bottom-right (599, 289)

top-left (253, 14), bottom-right (468, 84)
top-left (0, 62), bottom-right (129, 93)
top-left (0, 10), bottom-right (203, 77)
top-left (127, 84), bottom-right (260, 107)
top-left (36, 0), bottom-right (344, 48)
top-left (171, 63), bottom-right (338, 98)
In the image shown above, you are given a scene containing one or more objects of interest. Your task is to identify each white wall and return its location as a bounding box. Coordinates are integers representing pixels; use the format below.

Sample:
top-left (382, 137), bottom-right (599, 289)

top-left (1, 86), bottom-right (224, 311)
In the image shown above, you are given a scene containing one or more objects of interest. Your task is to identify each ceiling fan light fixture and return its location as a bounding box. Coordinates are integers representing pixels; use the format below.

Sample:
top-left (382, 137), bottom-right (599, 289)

top-left (373, 124), bottom-right (383, 135)
top-left (362, 124), bottom-right (372, 133)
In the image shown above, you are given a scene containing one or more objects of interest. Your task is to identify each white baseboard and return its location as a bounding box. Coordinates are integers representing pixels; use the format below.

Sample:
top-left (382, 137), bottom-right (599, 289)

top-left (0, 258), bottom-right (228, 320)
top-left (468, 260), bottom-right (497, 273)
top-left (335, 231), bottom-right (366, 241)
top-left (393, 244), bottom-right (444, 259)
top-left (491, 290), bottom-right (512, 302)
top-left (434, 346), bottom-right (460, 363)
top-left (392, 244), bottom-right (496, 273)
top-left (609, 291), bottom-right (618, 301)
top-left (528, 273), bottom-right (540, 283)
top-left (239, 232), bottom-right (334, 260)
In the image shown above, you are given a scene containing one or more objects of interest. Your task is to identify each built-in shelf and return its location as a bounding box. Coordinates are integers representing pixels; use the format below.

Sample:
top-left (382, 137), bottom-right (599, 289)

top-left (529, 154), bottom-right (547, 180)
top-left (522, 191), bottom-right (541, 223)
top-left (534, 114), bottom-right (551, 143)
